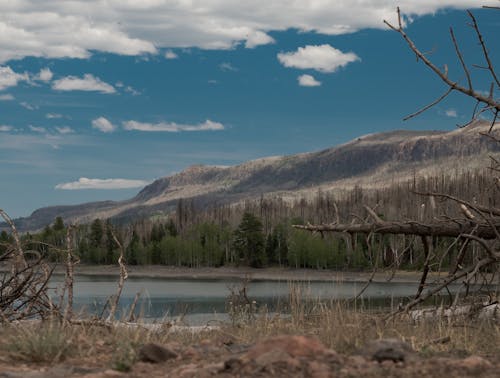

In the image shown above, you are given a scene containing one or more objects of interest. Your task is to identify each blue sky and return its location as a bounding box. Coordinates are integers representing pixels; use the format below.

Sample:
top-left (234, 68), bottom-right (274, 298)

top-left (0, 1), bottom-right (498, 218)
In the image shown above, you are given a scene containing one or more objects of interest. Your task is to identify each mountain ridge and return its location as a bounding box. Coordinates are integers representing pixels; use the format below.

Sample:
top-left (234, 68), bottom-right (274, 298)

top-left (6, 122), bottom-right (499, 231)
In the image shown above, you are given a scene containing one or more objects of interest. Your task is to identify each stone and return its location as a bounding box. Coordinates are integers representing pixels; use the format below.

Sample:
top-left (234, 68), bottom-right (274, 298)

top-left (254, 349), bottom-right (294, 367)
top-left (222, 335), bottom-right (336, 376)
top-left (138, 343), bottom-right (178, 363)
top-left (457, 355), bottom-right (492, 372)
top-left (244, 335), bottom-right (329, 360)
top-left (358, 338), bottom-right (414, 363)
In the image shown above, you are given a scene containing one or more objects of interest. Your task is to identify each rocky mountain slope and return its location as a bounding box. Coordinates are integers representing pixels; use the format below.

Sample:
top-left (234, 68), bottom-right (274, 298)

top-left (8, 122), bottom-right (500, 231)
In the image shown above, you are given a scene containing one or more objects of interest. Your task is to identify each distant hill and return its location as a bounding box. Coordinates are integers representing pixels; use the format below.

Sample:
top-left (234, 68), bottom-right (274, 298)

top-left (6, 121), bottom-right (500, 231)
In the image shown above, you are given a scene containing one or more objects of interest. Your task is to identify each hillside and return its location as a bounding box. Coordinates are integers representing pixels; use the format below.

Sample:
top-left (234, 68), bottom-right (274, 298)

top-left (7, 121), bottom-right (500, 231)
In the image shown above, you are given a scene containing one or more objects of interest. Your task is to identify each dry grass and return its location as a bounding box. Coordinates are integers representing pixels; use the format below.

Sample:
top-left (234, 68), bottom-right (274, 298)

top-left (0, 293), bottom-right (498, 370)
top-left (224, 284), bottom-right (500, 357)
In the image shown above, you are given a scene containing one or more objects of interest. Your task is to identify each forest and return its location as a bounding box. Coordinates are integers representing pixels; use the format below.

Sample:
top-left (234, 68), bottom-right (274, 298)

top-left (2, 167), bottom-right (495, 272)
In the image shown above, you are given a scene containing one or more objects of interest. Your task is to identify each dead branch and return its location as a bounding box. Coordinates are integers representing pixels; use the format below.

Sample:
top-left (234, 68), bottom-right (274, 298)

top-left (293, 218), bottom-right (499, 239)
top-left (62, 225), bottom-right (79, 322)
top-left (0, 209), bottom-right (60, 321)
top-left (384, 7), bottom-right (499, 118)
top-left (106, 224), bottom-right (128, 322)
top-left (386, 256), bottom-right (496, 319)
top-left (467, 10), bottom-right (500, 88)
top-left (0, 209), bottom-right (27, 272)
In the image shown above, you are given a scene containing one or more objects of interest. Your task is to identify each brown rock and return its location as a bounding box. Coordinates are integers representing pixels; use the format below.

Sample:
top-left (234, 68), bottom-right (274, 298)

top-left (308, 361), bottom-right (331, 378)
top-left (358, 338), bottom-right (414, 363)
top-left (244, 335), bottom-right (330, 360)
top-left (457, 356), bottom-right (493, 372)
top-left (138, 343), bottom-right (178, 363)
top-left (223, 335), bottom-right (337, 376)
top-left (254, 349), bottom-right (294, 367)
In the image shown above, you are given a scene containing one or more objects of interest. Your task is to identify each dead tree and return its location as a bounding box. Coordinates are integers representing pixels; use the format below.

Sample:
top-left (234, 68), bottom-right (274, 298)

top-left (294, 6), bottom-right (500, 315)
top-left (0, 210), bottom-right (57, 321)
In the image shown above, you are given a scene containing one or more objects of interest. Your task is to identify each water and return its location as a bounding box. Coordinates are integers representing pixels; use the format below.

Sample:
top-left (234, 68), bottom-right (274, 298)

top-left (49, 274), bottom-right (468, 325)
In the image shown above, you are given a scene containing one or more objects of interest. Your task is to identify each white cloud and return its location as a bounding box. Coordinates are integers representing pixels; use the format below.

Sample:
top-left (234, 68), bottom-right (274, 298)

top-left (245, 31), bottom-right (275, 48)
top-left (0, 1), bottom-right (495, 62)
top-left (0, 66), bottom-right (29, 90)
top-left (219, 62), bottom-right (238, 72)
top-left (36, 67), bottom-right (53, 82)
top-left (92, 117), bottom-right (116, 133)
top-left (55, 126), bottom-right (74, 134)
top-left (46, 113), bottom-right (63, 119)
top-left (55, 177), bottom-right (150, 190)
top-left (0, 125), bottom-right (13, 132)
top-left (298, 74), bottom-right (321, 87)
top-left (125, 86), bottom-right (140, 96)
top-left (445, 109), bottom-right (458, 117)
top-left (29, 125), bottom-right (47, 133)
top-left (123, 119), bottom-right (224, 132)
top-left (165, 50), bottom-right (178, 59)
top-left (0, 132), bottom-right (85, 151)
top-left (52, 74), bottom-right (116, 94)
top-left (0, 93), bottom-right (14, 100)
top-left (278, 44), bottom-right (360, 73)
top-left (20, 101), bottom-right (38, 110)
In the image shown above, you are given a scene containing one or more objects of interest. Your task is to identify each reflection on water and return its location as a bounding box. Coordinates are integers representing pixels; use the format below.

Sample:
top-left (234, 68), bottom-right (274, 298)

top-left (49, 274), bottom-right (468, 325)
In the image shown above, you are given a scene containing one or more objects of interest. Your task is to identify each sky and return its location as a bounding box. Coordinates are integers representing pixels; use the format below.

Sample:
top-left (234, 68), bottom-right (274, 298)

top-left (0, 1), bottom-right (498, 218)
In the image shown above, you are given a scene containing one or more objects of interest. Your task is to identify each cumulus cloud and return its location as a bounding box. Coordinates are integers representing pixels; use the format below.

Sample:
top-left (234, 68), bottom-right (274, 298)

top-left (298, 74), bottom-right (321, 87)
top-left (36, 67), bottom-right (53, 82)
top-left (165, 50), bottom-right (178, 59)
top-left (46, 113), bottom-right (63, 119)
top-left (0, 66), bottom-right (29, 90)
top-left (0, 1), bottom-right (492, 62)
top-left (445, 109), bottom-right (458, 117)
top-left (55, 177), bottom-right (150, 190)
top-left (0, 93), bottom-right (14, 100)
top-left (52, 74), bottom-right (116, 94)
top-left (0, 125), bottom-right (13, 132)
top-left (55, 126), bottom-right (74, 134)
top-left (29, 125), bottom-right (47, 133)
top-left (245, 31), bottom-right (275, 48)
top-left (278, 44), bottom-right (360, 73)
top-left (92, 117), bottom-right (116, 133)
top-left (123, 119), bottom-right (224, 132)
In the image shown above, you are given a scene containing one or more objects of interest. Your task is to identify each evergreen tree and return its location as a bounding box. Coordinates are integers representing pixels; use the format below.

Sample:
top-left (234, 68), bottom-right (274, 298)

top-left (53, 216), bottom-right (65, 232)
top-left (233, 212), bottom-right (266, 267)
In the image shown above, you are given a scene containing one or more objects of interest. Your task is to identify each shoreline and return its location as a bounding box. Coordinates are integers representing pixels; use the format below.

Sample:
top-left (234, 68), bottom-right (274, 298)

top-left (45, 264), bottom-right (434, 283)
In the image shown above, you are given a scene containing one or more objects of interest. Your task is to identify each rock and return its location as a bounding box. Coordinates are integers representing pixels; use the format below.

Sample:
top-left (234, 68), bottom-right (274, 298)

top-left (138, 343), bottom-right (178, 363)
top-left (307, 360), bottom-right (331, 378)
top-left (244, 335), bottom-right (330, 360)
top-left (223, 335), bottom-right (339, 376)
top-left (457, 356), bottom-right (493, 372)
top-left (358, 338), bottom-right (414, 363)
top-left (81, 369), bottom-right (125, 378)
top-left (254, 349), bottom-right (295, 367)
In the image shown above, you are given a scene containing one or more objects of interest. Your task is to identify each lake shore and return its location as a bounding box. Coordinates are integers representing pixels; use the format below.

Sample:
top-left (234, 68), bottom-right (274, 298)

top-left (47, 264), bottom-right (436, 283)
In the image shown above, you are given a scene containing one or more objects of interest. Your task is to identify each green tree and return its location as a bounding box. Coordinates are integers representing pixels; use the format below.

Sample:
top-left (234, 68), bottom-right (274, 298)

top-left (89, 219), bottom-right (104, 248)
top-left (233, 212), bottom-right (266, 268)
top-left (52, 216), bottom-right (65, 232)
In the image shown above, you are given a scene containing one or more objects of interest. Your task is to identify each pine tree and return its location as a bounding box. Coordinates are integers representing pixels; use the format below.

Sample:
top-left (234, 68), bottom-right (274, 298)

top-left (233, 212), bottom-right (266, 268)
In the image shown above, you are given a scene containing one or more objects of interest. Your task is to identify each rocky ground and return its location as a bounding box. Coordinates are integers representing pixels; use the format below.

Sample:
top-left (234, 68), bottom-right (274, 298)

top-left (0, 334), bottom-right (498, 378)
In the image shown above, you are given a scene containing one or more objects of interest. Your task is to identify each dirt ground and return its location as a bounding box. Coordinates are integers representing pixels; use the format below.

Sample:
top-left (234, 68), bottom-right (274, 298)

top-left (45, 264), bottom-right (433, 283)
top-left (0, 334), bottom-right (498, 378)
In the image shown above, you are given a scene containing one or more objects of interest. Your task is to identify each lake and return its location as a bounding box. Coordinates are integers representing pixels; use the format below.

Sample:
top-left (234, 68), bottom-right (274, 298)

top-left (50, 274), bottom-right (466, 325)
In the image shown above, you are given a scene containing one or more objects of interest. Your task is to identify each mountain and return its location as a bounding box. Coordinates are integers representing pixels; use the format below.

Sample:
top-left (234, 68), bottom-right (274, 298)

top-left (7, 121), bottom-right (500, 231)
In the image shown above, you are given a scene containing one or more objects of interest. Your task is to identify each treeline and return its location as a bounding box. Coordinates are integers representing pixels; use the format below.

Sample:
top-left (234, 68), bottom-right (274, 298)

top-left (8, 168), bottom-right (497, 271)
